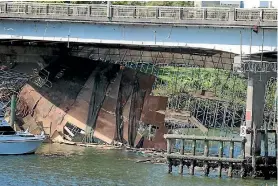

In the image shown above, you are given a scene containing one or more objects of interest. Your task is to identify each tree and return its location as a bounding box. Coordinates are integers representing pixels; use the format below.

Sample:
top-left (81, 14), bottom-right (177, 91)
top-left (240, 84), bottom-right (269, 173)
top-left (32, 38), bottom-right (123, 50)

top-left (145, 1), bottom-right (194, 7)
top-left (70, 1), bottom-right (107, 4)
top-left (36, 1), bottom-right (194, 6)
top-left (112, 1), bottom-right (194, 7)
top-left (112, 1), bottom-right (146, 6)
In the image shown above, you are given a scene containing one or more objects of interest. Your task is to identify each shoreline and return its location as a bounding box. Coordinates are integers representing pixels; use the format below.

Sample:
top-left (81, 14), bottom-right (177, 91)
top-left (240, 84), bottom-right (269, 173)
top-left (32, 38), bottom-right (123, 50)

top-left (41, 140), bottom-right (168, 164)
top-left (39, 142), bottom-right (278, 180)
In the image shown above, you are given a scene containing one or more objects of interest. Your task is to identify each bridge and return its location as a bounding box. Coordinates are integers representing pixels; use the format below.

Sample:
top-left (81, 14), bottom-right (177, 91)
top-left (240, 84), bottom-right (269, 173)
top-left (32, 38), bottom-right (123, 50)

top-left (0, 2), bottom-right (277, 54)
top-left (0, 2), bottom-right (277, 171)
top-left (0, 2), bottom-right (277, 26)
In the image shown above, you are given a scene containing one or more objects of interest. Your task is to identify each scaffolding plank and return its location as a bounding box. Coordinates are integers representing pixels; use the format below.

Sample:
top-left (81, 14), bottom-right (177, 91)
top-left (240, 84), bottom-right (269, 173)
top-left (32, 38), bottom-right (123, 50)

top-left (189, 116), bottom-right (208, 134)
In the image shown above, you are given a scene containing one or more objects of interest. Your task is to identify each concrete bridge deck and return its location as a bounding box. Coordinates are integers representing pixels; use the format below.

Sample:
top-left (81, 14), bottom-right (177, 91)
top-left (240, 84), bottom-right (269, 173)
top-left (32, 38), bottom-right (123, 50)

top-left (0, 2), bottom-right (277, 27)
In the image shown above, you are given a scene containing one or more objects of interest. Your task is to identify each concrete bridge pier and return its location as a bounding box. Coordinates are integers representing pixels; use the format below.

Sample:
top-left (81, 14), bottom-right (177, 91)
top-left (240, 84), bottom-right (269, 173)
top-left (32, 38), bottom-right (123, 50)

top-left (244, 66), bottom-right (276, 157)
top-left (245, 73), bottom-right (268, 156)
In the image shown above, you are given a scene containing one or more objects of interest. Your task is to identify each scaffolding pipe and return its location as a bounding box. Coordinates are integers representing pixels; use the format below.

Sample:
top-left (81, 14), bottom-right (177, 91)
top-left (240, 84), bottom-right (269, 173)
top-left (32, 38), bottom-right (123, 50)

top-left (10, 94), bottom-right (16, 130)
top-left (249, 28), bottom-right (252, 58)
top-left (260, 28), bottom-right (265, 62)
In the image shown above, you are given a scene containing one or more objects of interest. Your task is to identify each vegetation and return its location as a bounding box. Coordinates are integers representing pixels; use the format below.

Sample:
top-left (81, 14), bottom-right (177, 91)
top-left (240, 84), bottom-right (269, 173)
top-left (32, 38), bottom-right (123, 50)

top-left (150, 66), bottom-right (247, 105)
top-left (37, 1), bottom-right (194, 6)
top-left (130, 65), bottom-right (276, 109)
top-left (112, 1), bottom-right (194, 7)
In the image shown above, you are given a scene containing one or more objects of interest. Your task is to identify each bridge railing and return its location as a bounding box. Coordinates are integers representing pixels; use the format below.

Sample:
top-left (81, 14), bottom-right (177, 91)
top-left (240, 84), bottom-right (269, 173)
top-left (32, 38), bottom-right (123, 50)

top-left (235, 8), bottom-right (277, 21)
top-left (111, 5), bottom-right (231, 21)
top-left (0, 2), bottom-right (277, 22)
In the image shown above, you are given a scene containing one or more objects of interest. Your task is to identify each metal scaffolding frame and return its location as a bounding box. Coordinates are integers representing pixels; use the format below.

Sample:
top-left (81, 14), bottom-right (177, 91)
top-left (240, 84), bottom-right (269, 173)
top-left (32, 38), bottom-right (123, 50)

top-left (70, 45), bottom-right (277, 140)
top-left (0, 40), bottom-right (275, 153)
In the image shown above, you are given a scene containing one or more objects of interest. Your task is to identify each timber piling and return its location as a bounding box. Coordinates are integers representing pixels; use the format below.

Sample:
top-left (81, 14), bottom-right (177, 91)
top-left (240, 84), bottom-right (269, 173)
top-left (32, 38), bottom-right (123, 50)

top-left (164, 134), bottom-right (276, 179)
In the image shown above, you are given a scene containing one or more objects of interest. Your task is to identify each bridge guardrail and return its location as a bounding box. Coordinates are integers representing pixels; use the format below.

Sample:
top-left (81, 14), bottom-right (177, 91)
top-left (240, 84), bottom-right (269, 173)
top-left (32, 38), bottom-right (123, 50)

top-left (0, 2), bottom-right (277, 23)
top-left (111, 5), bottom-right (231, 21)
top-left (235, 8), bottom-right (277, 21)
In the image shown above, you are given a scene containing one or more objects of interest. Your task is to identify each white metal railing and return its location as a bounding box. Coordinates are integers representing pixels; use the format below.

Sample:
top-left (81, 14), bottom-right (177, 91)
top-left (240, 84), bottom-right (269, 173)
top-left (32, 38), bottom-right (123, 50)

top-left (158, 7), bottom-right (180, 19)
top-left (0, 2), bottom-right (276, 22)
top-left (6, 3), bottom-right (26, 14)
top-left (206, 8), bottom-right (230, 20)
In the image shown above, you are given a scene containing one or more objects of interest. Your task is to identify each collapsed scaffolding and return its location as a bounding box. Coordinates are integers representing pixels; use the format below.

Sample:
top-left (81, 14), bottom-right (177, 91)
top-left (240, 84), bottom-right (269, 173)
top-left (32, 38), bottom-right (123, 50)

top-left (0, 67), bottom-right (52, 120)
top-left (70, 39), bottom-right (277, 178)
top-left (0, 70), bottom-right (30, 114)
top-left (1, 42), bottom-right (276, 151)
top-left (72, 44), bottom-right (277, 138)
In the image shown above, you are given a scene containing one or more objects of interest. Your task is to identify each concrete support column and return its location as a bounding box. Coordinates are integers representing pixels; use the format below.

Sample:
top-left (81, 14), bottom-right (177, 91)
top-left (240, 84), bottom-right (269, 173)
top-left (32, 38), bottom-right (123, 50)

top-left (25, 4), bottom-right (29, 14)
top-left (260, 9), bottom-right (264, 21)
top-left (179, 8), bottom-right (183, 20)
top-left (252, 75), bottom-right (267, 155)
top-left (229, 8), bottom-right (235, 21)
top-left (245, 74), bottom-right (268, 156)
top-left (107, 1), bottom-right (112, 19)
top-left (46, 4), bottom-right (49, 15)
top-left (245, 77), bottom-right (253, 156)
top-left (202, 8), bottom-right (207, 20)
top-left (87, 5), bottom-right (91, 17)
top-left (155, 8), bottom-right (159, 19)
top-left (4, 3), bottom-right (7, 14)
top-left (10, 94), bottom-right (17, 130)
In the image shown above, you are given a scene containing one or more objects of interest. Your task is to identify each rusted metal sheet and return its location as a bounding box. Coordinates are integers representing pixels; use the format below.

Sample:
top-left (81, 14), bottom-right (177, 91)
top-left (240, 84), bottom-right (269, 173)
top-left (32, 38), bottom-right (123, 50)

top-left (115, 68), bottom-right (134, 142)
top-left (18, 84), bottom-right (67, 137)
top-left (17, 62), bottom-right (169, 149)
top-left (143, 95), bottom-right (168, 112)
top-left (141, 95), bottom-right (168, 126)
top-left (95, 69), bottom-right (122, 142)
top-left (142, 126), bottom-right (168, 150)
top-left (137, 72), bottom-right (155, 91)
top-left (138, 95), bottom-right (168, 149)
top-left (95, 110), bottom-right (117, 143)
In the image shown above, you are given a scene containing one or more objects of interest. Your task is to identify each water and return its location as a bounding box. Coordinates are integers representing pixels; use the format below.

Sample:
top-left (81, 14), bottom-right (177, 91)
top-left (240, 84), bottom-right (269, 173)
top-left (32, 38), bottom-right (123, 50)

top-left (0, 144), bottom-right (276, 186)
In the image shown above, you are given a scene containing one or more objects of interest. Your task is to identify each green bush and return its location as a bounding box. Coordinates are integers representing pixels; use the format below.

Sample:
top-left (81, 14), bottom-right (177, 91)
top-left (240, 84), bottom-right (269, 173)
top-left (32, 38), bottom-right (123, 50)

top-left (112, 1), bottom-right (194, 7)
top-left (152, 66), bottom-right (276, 108)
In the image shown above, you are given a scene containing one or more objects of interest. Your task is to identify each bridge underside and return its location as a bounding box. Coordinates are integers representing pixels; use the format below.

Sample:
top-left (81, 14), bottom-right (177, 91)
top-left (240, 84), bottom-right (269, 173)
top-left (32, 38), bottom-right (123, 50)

top-left (0, 40), bottom-right (236, 71)
top-left (0, 19), bottom-right (276, 54)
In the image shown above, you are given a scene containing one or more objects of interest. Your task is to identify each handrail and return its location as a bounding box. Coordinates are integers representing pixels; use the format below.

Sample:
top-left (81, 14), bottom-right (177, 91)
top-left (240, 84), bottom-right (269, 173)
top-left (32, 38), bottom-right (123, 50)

top-left (0, 2), bottom-right (276, 23)
top-left (3, 2), bottom-right (276, 10)
top-left (112, 4), bottom-right (232, 9)
top-left (164, 134), bottom-right (244, 142)
top-left (164, 134), bottom-right (247, 177)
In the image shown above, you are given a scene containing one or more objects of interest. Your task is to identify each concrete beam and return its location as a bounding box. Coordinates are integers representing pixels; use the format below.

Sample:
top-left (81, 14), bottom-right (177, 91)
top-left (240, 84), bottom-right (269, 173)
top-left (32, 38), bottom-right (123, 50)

top-left (0, 20), bottom-right (276, 55)
top-left (0, 45), bottom-right (60, 56)
top-left (0, 45), bottom-right (60, 68)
